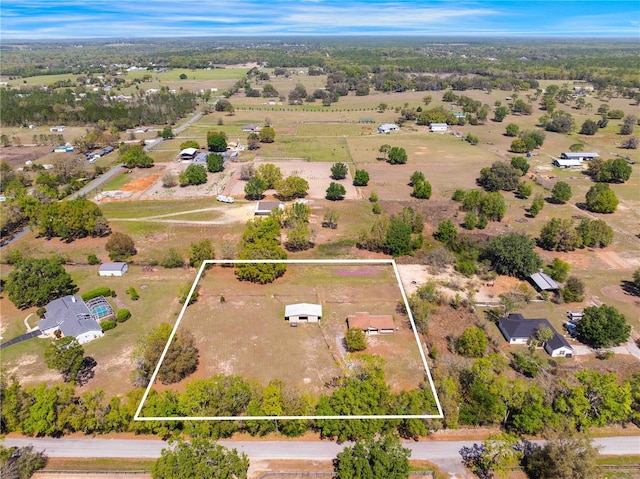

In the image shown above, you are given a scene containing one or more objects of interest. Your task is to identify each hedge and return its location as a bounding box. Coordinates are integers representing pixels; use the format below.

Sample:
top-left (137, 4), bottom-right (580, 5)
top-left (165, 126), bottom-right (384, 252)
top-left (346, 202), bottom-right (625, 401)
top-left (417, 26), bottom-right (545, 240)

top-left (116, 309), bottom-right (131, 323)
top-left (101, 320), bottom-right (116, 331)
top-left (81, 287), bottom-right (113, 301)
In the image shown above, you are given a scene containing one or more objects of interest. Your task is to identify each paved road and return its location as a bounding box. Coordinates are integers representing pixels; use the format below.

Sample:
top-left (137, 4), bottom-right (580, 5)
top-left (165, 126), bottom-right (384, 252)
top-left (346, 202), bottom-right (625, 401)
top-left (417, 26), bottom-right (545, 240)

top-left (3, 436), bottom-right (638, 464)
top-left (0, 109), bottom-right (205, 249)
top-left (0, 329), bottom-right (41, 350)
top-left (68, 163), bottom-right (125, 200)
top-left (0, 163), bottom-right (124, 249)
top-left (173, 111), bottom-right (204, 135)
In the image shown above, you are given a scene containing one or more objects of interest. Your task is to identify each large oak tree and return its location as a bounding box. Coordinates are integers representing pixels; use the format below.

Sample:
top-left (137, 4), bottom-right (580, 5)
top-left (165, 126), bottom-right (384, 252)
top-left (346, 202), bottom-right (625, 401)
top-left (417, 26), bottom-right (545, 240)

top-left (6, 256), bottom-right (78, 308)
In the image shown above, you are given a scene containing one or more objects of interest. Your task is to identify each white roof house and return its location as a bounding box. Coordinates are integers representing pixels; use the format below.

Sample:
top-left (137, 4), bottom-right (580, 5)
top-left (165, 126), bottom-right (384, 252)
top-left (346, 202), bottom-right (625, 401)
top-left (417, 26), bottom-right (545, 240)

top-left (98, 262), bottom-right (128, 277)
top-left (179, 147), bottom-right (198, 160)
top-left (429, 123), bottom-right (448, 132)
top-left (560, 152), bottom-right (599, 161)
top-left (285, 303), bottom-right (322, 324)
top-left (378, 123), bottom-right (399, 134)
top-left (553, 158), bottom-right (583, 168)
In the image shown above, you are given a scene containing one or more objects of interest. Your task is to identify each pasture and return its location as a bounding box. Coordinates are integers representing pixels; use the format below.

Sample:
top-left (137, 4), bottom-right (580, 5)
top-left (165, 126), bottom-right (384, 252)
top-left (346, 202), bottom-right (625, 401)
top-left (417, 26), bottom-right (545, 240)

top-left (164, 263), bottom-right (428, 399)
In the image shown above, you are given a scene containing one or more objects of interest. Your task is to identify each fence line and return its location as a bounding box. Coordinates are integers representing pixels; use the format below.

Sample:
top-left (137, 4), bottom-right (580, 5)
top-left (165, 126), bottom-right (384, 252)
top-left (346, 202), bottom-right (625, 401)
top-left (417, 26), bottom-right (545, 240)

top-left (35, 471), bottom-right (150, 475)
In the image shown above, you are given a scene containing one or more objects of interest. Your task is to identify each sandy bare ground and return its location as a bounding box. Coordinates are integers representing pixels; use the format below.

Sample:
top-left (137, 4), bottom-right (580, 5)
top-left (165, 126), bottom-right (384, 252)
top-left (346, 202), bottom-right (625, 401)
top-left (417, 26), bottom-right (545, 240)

top-left (597, 250), bottom-right (636, 270)
top-left (6, 350), bottom-right (60, 384)
top-left (227, 159), bottom-right (359, 200)
top-left (140, 162), bottom-right (233, 200)
top-left (397, 264), bottom-right (525, 305)
top-left (109, 203), bottom-right (255, 226)
top-left (102, 159), bottom-right (357, 203)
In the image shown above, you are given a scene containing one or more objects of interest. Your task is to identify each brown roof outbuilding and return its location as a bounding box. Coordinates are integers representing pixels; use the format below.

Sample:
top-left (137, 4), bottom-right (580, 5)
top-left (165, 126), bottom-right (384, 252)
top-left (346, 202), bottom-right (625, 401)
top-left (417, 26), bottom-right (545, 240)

top-left (347, 312), bottom-right (395, 332)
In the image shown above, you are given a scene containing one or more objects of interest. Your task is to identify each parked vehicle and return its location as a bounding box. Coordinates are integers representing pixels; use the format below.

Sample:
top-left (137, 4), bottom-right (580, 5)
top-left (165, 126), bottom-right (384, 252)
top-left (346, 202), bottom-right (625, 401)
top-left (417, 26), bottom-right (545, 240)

top-left (216, 195), bottom-right (234, 204)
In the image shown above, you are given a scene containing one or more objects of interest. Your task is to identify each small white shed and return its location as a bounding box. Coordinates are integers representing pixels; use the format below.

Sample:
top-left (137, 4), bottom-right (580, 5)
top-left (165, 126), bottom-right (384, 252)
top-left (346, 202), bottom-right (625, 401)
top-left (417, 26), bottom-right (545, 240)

top-left (99, 262), bottom-right (128, 277)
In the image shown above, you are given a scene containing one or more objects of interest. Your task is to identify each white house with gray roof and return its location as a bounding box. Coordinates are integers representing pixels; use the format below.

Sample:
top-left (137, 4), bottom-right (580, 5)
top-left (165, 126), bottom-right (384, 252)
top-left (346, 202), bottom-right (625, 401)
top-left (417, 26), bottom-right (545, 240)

top-left (37, 295), bottom-right (107, 344)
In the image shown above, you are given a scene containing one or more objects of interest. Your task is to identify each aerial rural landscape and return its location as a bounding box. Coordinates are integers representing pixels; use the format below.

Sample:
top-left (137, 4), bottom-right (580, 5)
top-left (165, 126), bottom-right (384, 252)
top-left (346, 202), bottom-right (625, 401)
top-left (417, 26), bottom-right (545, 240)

top-left (0, 1), bottom-right (639, 478)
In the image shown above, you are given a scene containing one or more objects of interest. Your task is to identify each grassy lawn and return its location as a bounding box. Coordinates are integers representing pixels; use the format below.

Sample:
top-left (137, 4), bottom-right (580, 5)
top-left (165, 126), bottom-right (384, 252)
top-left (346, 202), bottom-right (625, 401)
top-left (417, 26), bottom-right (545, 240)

top-left (79, 266), bottom-right (191, 397)
top-left (258, 136), bottom-right (353, 162)
top-left (101, 171), bottom-right (131, 191)
top-left (100, 198), bottom-right (222, 218)
top-left (296, 123), bottom-right (375, 137)
top-left (155, 210), bottom-right (225, 222)
top-left (44, 457), bottom-right (155, 472)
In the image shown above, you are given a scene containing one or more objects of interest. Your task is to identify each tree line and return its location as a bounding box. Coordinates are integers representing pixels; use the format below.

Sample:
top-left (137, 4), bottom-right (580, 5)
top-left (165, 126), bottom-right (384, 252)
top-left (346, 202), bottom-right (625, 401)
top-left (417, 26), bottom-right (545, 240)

top-left (3, 39), bottom-right (638, 90)
top-left (1, 358), bottom-right (637, 441)
top-left (0, 87), bottom-right (197, 130)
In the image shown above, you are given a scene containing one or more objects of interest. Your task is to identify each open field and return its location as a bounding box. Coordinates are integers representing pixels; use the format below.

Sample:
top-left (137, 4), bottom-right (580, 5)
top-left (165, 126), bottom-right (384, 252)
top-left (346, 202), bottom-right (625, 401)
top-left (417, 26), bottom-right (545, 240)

top-left (157, 263), bottom-right (429, 402)
top-left (2, 74), bottom-right (638, 415)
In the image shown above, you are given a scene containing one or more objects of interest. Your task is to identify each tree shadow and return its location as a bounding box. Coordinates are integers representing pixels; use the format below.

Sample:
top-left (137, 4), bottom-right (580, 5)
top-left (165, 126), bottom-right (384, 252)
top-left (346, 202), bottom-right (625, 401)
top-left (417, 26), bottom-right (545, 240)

top-left (76, 356), bottom-right (97, 386)
top-left (621, 281), bottom-right (640, 298)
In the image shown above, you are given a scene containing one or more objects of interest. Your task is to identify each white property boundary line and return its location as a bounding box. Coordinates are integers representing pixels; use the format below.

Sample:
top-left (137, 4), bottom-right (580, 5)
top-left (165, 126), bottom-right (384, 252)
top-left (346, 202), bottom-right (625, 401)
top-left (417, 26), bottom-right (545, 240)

top-left (134, 259), bottom-right (444, 421)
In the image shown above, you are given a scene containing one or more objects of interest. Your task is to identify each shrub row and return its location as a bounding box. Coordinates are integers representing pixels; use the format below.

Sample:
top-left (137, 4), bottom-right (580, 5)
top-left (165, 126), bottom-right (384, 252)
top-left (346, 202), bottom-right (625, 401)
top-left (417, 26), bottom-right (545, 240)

top-left (81, 287), bottom-right (114, 301)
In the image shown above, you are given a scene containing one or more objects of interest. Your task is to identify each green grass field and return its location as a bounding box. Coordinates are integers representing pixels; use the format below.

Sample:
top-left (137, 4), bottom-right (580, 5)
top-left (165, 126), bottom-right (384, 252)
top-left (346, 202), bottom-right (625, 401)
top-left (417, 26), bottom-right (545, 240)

top-left (19, 67), bottom-right (249, 87)
top-left (100, 198), bottom-right (222, 218)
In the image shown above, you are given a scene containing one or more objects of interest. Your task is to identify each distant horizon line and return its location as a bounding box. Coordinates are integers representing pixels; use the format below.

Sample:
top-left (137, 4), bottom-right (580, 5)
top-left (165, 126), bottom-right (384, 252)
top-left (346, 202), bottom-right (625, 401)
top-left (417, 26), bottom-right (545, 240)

top-left (3, 34), bottom-right (639, 43)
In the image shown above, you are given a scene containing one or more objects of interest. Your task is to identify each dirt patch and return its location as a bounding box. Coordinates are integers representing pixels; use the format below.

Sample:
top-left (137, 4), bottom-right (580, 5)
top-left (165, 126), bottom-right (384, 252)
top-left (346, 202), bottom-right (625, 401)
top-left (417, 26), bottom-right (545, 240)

top-left (597, 250), bottom-right (633, 270)
top-left (540, 250), bottom-right (591, 270)
top-left (427, 306), bottom-right (483, 360)
top-left (600, 285), bottom-right (640, 306)
top-left (35, 474), bottom-right (150, 479)
top-left (0, 145), bottom-right (54, 168)
top-left (397, 264), bottom-right (476, 300)
top-left (121, 174), bottom-right (162, 192)
top-left (476, 276), bottom-right (527, 304)
top-left (34, 475), bottom-right (150, 479)
top-left (228, 159), bottom-right (359, 200)
top-left (249, 459), bottom-right (332, 479)
top-left (6, 350), bottom-right (61, 384)
top-left (77, 345), bottom-right (136, 394)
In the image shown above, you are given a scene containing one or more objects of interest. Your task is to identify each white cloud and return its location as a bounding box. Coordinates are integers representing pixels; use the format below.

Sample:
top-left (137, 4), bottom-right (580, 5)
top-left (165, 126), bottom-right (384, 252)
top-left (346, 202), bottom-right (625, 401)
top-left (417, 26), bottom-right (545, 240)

top-left (0, 0), bottom-right (637, 38)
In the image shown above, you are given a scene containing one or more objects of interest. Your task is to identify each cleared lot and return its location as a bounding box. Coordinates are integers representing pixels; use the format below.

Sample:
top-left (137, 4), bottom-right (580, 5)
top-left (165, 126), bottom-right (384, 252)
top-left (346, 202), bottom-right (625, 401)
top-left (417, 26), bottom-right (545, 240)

top-left (167, 263), bottom-right (428, 398)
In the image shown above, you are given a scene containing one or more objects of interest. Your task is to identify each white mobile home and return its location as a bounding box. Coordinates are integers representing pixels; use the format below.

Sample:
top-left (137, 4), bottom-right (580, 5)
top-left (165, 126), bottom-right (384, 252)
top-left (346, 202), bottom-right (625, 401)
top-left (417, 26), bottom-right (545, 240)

top-left (429, 123), bottom-right (448, 132)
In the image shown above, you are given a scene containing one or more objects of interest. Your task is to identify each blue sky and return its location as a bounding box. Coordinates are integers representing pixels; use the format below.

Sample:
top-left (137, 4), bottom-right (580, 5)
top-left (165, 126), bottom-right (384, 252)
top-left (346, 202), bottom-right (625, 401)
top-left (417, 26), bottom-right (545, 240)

top-left (1, 0), bottom-right (639, 40)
